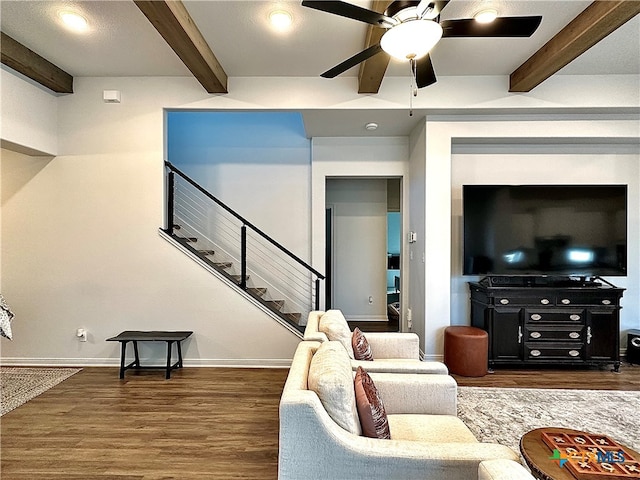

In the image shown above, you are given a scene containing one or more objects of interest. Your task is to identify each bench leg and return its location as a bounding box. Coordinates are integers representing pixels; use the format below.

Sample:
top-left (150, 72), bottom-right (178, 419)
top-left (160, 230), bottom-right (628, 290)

top-left (119, 341), bottom-right (127, 379)
top-left (177, 340), bottom-right (184, 368)
top-left (132, 341), bottom-right (140, 368)
top-left (166, 341), bottom-right (174, 379)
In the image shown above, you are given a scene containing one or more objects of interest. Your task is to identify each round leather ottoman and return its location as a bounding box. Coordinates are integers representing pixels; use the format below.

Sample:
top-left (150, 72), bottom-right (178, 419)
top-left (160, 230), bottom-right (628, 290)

top-left (444, 326), bottom-right (488, 377)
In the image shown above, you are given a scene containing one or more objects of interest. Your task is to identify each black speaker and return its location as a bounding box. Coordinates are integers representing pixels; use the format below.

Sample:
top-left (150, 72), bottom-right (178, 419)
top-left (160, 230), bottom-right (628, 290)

top-left (627, 329), bottom-right (640, 365)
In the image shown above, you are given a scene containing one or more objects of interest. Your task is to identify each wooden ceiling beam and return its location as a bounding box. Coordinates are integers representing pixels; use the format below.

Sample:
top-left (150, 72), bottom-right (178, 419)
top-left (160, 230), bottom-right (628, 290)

top-left (1, 32), bottom-right (73, 94)
top-left (358, 0), bottom-right (393, 94)
top-left (134, 0), bottom-right (228, 94)
top-left (510, 1), bottom-right (640, 92)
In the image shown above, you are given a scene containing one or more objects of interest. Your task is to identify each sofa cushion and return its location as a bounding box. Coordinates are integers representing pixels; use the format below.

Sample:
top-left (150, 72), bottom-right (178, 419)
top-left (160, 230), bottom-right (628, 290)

top-left (478, 459), bottom-right (535, 480)
top-left (354, 366), bottom-right (390, 439)
top-left (308, 341), bottom-right (361, 435)
top-left (319, 310), bottom-right (354, 358)
top-left (387, 414), bottom-right (479, 443)
top-left (352, 327), bottom-right (373, 361)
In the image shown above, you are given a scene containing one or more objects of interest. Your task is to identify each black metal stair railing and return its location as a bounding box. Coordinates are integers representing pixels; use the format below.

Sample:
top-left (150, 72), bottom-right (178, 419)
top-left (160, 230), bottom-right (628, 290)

top-left (162, 161), bottom-right (324, 332)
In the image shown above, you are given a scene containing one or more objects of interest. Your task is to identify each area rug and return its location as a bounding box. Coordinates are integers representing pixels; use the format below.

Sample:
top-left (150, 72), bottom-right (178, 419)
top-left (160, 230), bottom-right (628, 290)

top-left (0, 367), bottom-right (81, 416)
top-left (457, 386), bottom-right (640, 454)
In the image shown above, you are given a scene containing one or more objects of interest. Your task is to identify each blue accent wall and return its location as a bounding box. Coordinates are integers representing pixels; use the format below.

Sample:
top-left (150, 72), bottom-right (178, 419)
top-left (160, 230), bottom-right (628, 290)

top-left (167, 111), bottom-right (309, 166)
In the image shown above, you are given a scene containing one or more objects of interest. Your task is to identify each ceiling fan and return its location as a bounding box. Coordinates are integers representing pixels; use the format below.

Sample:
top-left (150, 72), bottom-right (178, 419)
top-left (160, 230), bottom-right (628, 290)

top-left (301, 0), bottom-right (543, 89)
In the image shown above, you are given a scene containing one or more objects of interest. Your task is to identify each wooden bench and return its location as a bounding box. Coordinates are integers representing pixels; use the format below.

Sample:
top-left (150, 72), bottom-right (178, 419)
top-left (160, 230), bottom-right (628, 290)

top-left (106, 330), bottom-right (193, 379)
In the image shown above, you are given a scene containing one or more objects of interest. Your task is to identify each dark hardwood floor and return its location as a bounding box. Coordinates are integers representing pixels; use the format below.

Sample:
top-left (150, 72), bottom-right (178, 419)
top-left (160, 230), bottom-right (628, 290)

top-left (1, 363), bottom-right (639, 479)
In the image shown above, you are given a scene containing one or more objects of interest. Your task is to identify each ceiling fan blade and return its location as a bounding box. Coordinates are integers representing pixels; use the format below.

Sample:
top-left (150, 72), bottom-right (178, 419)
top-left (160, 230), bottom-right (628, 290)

top-left (441, 16), bottom-right (542, 37)
top-left (302, 1), bottom-right (394, 27)
top-left (434, 1), bottom-right (450, 15)
top-left (415, 53), bottom-right (437, 88)
top-left (321, 44), bottom-right (384, 78)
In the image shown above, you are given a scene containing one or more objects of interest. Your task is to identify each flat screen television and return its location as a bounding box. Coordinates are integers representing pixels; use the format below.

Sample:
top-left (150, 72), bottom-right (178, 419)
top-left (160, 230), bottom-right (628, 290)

top-left (463, 185), bottom-right (627, 277)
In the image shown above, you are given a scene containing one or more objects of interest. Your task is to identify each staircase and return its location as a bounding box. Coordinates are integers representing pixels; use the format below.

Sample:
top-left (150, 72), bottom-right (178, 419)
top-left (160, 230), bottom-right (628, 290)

top-left (160, 162), bottom-right (323, 334)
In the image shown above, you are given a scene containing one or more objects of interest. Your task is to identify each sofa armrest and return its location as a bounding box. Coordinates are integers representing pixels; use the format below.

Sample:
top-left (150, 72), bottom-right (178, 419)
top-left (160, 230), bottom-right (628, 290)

top-left (364, 332), bottom-right (420, 359)
top-left (368, 372), bottom-right (457, 415)
top-left (478, 460), bottom-right (535, 480)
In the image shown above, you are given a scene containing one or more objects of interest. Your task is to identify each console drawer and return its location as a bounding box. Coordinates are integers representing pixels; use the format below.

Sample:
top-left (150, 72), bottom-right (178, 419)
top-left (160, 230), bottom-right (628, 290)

top-left (525, 309), bottom-right (585, 323)
top-left (525, 343), bottom-right (584, 360)
top-left (556, 293), bottom-right (620, 307)
top-left (494, 295), bottom-right (555, 306)
top-left (525, 325), bottom-right (585, 342)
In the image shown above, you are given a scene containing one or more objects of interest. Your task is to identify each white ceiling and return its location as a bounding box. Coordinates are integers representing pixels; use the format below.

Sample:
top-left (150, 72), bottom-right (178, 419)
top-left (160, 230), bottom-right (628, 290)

top-left (2, 0), bottom-right (638, 78)
top-left (1, 0), bottom-right (639, 136)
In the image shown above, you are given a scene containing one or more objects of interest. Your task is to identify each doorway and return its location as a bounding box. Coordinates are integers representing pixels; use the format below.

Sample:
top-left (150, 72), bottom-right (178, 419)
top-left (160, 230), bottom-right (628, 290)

top-left (325, 177), bottom-right (401, 330)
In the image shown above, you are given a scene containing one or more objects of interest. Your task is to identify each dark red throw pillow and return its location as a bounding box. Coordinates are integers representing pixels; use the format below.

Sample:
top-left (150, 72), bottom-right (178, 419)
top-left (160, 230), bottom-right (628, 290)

top-left (354, 366), bottom-right (390, 439)
top-left (352, 327), bottom-right (373, 361)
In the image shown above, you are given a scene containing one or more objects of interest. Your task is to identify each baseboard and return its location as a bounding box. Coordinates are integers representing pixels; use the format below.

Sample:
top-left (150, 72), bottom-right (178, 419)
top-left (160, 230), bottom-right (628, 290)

top-left (421, 352), bottom-right (444, 362)
top-left (0, 357), bottom-right (293, 368)
top-left (345, 315), bottom-right (389, 322)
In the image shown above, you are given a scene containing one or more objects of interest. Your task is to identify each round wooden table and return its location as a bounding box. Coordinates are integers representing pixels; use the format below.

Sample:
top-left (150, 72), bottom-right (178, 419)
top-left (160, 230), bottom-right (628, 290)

top-left (520, 427), bottom-right (640, 480)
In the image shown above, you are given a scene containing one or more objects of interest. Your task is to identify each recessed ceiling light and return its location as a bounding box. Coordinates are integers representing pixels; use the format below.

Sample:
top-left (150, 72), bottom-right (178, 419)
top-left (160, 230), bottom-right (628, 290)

top-left (269, 10), bottom-right (292, 31)
top-left (474, 9), bottom-right (498, 24)
top-left (59, 11), bottom-right (88, 32)
top-left (365, 122), bottom-right (378, 131)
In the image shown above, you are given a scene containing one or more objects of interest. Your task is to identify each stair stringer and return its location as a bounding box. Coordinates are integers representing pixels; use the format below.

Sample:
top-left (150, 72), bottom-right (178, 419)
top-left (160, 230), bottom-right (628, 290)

top-left (158, 229), bottom-right (304, 339)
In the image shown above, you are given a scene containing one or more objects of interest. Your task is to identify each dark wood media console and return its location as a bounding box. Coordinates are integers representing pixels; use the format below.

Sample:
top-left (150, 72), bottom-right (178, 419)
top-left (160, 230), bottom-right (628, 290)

top-left (469, 277), bottom-right (624, 371)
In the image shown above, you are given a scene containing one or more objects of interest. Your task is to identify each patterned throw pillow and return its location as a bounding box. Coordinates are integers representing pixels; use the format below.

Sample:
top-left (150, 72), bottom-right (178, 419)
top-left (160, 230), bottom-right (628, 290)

top-left (354, 366), bottom-right (391, 439)
top-left (308, 342), bottom-right (362, 435)
top-left (352, 327), bottom-right (373, 361)
top-left (319, 310), bottom-right (354, 358)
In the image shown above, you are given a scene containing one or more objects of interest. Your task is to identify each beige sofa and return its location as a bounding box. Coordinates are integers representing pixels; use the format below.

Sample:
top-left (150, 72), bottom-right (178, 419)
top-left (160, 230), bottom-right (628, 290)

top-left (304, 310), bottom-right (448, 374)
top-left (278, 341), bottom-right (530, 480)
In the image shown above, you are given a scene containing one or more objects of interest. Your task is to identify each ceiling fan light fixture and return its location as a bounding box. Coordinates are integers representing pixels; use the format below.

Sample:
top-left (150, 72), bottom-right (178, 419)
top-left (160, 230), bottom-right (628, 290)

top-left (474, 9), bottom-right (498, 24)
top-left (380, 20), bottom-right (443, 61)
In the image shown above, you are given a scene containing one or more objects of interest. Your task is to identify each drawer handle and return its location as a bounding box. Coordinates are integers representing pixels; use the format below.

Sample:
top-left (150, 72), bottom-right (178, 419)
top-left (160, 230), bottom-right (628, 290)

top-left (540, 298), bottom-right (550, 305)
top-left (569, 332), bottom-right (580, 339)
top-left (569, 314), bottom-right (581, 321)
top-left (500, 298), bottom-right (510, 305)
top-left (531, 314), bottom-right (542, 321)
top-left (530, 331), bottom-right (541, 339)
top-left (601, 299), bottom-right (611, 305)
top-left (518, 326), bottom-right (523, 344)
top-left (561, 298), bottom-right (571, 305)
top-left (530, 349), bottom-right (541, 357)
top-left (587, 326), bottom-right (592, 344)
top-left (569, 350), bottom-right (580, 357)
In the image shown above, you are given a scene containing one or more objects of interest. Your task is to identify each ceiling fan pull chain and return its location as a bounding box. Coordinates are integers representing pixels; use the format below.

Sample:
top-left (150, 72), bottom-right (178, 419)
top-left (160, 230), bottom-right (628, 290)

top-left (409, 58), bottom-right (418, 116)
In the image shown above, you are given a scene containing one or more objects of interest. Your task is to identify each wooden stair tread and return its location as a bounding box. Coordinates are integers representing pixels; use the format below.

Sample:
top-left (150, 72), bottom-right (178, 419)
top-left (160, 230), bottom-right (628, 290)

top-left (283, 312), bottom-right (302, 324)
top-left (264, 300), bottom-right (285, 310)
top-left (213, 262), bottom-right (232, 269)
top-left (248, 287), bottom-right (267, 297)
top-left (198, 250), bottom-right (215, 256)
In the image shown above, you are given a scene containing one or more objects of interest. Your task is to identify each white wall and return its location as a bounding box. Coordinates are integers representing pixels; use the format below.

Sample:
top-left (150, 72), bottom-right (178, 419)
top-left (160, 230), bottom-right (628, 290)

top-left (1, 71), bottom-right (638, 365)
top-left (311, 137), bottom-right (410, 323)
top-left (166, 112), bottom-right (311, 258)
top-left (326, 178), bottom-right (388, 320)
top-left (1, 76), bottom-right (302, 366)
top-left (407, 123), bottom-right (427, 344)
top-left (420, 118), bottom-right (640, 358)
top-left (451, 149), bottom-right (640, 335)
top-left (0, 68), bottom-right (58, 156)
